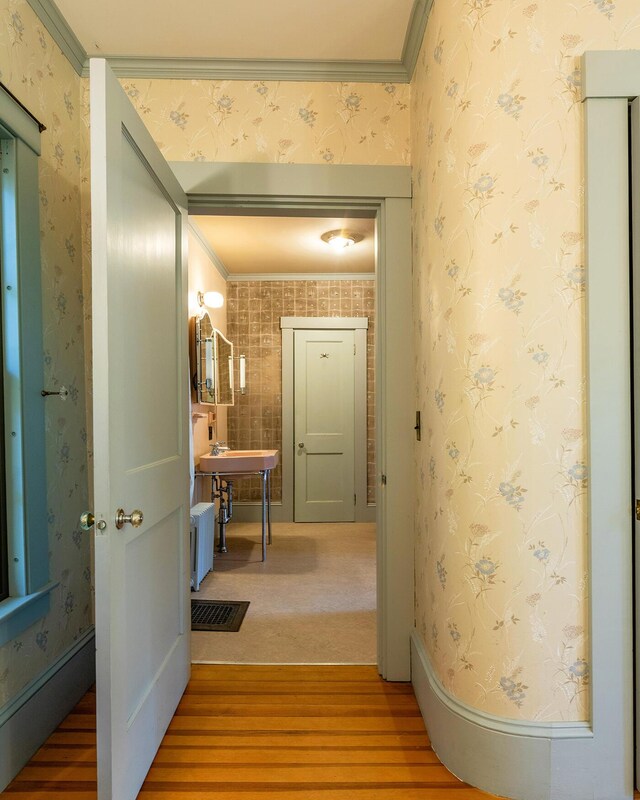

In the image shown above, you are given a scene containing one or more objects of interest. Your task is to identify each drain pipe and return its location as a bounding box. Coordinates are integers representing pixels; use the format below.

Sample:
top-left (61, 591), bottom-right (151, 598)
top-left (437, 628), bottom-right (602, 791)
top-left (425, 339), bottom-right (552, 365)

top-left (217, 479), bottom-right (234, 553)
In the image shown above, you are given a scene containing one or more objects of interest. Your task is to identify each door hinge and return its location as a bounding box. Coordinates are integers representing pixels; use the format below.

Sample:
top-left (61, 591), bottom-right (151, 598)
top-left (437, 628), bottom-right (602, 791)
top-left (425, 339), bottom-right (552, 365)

top-left (354, 344), bottom-right (356, 355)
top-left (636, 499), bottom-right (640, 521)
top-left (354, 493), bottom-right (357, 505)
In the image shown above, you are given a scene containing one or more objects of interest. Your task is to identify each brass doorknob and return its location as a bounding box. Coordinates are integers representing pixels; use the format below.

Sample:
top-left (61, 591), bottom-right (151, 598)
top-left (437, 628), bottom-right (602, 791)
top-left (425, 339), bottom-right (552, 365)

top-left (80, 511), bottom-right (95, 530)
top-left (115, 509), bottom-right (144, 530)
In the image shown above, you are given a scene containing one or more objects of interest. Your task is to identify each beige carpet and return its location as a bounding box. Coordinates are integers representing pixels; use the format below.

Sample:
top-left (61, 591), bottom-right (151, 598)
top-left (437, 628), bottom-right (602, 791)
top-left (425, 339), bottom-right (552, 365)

top-left (190, 521), bottom-right (377, 665)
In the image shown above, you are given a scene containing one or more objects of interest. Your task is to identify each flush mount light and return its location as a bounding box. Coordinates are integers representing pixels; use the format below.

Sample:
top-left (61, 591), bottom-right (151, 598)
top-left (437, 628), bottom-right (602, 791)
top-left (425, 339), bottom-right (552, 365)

top-left (320, 229), bottom-right (364, 250)
top-left (197, 290), bottom-right (224, 308)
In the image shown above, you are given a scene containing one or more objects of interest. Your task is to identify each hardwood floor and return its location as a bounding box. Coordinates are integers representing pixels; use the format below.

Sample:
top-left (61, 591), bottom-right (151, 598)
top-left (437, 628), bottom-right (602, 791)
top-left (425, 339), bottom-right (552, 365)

top-left (2, 665), bottom-right (494, 799)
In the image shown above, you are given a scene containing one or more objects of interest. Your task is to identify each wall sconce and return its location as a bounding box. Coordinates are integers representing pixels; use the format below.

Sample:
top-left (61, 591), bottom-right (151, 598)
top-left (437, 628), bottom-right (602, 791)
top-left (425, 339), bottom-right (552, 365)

top-left (320, 229), bottom-right (364, 250)
top-left (197, 290), bottom-right (224, 308)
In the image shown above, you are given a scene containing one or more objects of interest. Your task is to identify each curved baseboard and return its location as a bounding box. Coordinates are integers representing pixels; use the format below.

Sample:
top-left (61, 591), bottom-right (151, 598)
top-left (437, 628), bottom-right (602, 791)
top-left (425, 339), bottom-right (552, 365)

top-left (410, 631), bottom-right (610, 800)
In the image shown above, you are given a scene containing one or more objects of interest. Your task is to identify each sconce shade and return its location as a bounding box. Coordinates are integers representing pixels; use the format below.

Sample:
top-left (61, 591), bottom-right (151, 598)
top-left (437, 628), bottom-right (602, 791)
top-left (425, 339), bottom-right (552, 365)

top-left (197, 290), bottom-right (224, 308)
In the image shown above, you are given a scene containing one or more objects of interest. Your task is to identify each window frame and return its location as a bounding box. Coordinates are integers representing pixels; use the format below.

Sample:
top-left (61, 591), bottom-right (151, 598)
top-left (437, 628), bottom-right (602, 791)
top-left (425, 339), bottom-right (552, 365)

top-left (0, 86), bottom-right (53, 645)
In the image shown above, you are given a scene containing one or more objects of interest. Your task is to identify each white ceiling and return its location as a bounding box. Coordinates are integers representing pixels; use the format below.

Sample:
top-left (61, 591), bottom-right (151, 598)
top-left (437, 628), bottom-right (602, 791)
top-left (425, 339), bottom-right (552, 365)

top-left (54, 0), bottom-right (415, 61)
top-left (192, 215), bottom-right (375, 276)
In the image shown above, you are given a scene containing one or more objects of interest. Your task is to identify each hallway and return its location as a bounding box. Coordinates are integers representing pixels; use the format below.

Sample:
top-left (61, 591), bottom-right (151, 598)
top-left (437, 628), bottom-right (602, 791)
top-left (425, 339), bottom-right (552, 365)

top-left (1, 665), bottom-right (492, 799)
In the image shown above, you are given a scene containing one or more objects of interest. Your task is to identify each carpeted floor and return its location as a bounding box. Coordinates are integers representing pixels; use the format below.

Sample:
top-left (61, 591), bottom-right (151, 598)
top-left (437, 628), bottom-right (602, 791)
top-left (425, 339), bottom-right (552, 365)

top-left (190, 521), bottom-right (377, 665)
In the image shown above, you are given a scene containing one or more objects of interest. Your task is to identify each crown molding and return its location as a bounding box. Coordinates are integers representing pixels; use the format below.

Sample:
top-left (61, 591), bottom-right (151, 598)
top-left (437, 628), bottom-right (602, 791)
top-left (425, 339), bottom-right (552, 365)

top-left (402, 0), bottom-right (434, 81)
top-left (26, 0), bottom-right (432, 83)
top-left (25, 0), bottom-right (86, 76)
top-left (81, 56), bottom-right (409, 83)
top-left (188, 221), bottom-right (229, 280)
top-left (228, 273), bottom-right (376, 282)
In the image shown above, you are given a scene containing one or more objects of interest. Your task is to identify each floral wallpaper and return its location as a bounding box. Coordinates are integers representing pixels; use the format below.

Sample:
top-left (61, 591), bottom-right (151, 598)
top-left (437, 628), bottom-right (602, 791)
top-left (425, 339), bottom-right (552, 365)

top-left (0, 0), bottom-right (91, 709)
top-left (118, 78), bottom-right (410, 165)
top-left (412, 0), bottom-right (640, 722)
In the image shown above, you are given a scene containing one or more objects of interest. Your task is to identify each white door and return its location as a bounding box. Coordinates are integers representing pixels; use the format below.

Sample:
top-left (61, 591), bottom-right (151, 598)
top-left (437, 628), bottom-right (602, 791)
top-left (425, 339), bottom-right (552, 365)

top-left (294, 329), bottom-right (355, 522)
top-left (90, 59), bottom-right (190, 800)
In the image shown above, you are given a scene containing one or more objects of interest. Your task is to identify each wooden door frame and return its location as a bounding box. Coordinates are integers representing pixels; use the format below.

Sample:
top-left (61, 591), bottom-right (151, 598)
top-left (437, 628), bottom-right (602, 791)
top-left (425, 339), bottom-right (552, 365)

top-left (170, 162), bottom-right (413, 680)
top-left (281, 316), bottom-right (372, 524)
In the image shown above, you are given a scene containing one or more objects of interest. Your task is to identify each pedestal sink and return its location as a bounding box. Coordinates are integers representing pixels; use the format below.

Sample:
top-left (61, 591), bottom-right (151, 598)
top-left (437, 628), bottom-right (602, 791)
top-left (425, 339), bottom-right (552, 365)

top-left (198, 449), bottom-right (279, 473)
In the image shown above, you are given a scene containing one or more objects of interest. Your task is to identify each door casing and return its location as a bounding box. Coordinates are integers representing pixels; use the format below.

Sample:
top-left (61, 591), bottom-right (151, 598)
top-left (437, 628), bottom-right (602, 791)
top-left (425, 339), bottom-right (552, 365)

top-left (171, 161), bottom-right (413, 681)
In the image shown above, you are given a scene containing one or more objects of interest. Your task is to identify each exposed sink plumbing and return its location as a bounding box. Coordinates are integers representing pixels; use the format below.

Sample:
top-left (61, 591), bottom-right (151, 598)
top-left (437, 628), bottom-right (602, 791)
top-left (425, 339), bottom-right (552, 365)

top-left (210, 441), bottom-right (230, 456)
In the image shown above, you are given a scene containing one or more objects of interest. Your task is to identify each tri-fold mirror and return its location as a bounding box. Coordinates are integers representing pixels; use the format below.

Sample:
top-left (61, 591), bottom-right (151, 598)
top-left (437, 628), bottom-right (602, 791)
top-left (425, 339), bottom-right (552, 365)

top-left (192, 310), bottom-right (234, 406)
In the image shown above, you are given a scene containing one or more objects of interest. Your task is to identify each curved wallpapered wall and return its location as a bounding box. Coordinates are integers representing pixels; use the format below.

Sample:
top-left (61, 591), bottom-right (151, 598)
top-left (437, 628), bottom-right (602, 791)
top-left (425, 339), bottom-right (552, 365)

top-left (412, 0), bottom-right (640, 722)
top-left (116, 78), bottom-right (410, 165)
top-left (0, 0), bottom-right (91, 708)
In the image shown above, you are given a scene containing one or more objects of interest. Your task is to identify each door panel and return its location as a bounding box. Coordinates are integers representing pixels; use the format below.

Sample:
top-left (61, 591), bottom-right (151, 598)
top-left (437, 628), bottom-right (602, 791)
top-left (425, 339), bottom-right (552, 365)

top-left (90, 58), bottom-right (190, 800)
top-left (294, 330), bottom-right (355, 522)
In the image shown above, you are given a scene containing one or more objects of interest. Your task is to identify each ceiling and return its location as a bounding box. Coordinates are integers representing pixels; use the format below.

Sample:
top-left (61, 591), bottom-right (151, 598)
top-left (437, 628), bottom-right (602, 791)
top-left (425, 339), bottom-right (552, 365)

top-left (26, 0), bottom-right (430, 80)
top-left (54, 0), bottom-right (414, 62)
top-left (192, 215), bottom-right (375, 276)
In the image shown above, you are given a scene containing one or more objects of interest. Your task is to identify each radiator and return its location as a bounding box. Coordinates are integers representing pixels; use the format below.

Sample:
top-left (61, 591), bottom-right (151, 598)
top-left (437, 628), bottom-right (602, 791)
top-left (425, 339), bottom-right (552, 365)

top-left (190, 502), bottom-right (215, 591)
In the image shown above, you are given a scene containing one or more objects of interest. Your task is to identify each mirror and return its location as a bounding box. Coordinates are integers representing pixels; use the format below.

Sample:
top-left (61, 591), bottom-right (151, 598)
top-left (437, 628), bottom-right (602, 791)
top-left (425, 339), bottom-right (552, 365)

top-left (193, 311), bottom-right (234, 406)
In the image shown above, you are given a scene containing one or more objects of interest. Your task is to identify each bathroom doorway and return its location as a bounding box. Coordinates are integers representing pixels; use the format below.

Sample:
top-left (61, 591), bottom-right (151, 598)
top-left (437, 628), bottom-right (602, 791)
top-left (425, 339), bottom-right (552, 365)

top-left (188, 209), bottom-right (377, 665)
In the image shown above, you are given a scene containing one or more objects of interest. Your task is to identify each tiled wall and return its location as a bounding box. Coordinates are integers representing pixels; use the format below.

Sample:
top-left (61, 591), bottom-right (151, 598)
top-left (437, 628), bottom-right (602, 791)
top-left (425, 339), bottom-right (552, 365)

top-left (227, 280), bottom-right (376, 505)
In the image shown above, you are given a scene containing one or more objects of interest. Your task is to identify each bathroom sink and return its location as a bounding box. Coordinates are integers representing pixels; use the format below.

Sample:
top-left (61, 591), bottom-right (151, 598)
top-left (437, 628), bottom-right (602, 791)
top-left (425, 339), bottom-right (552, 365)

top-left (198, 449), bottom-right (279, 473)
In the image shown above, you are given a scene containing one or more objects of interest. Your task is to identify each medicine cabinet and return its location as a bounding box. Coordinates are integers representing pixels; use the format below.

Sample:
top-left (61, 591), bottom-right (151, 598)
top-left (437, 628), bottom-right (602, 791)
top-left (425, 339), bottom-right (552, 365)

top-left (192, 311), bottom-right (234, 406)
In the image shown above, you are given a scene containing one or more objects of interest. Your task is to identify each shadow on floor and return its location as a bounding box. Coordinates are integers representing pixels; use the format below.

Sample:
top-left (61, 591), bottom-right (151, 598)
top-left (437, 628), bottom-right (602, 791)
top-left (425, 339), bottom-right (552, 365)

top-left (211, 534), bottom-right (319, 574)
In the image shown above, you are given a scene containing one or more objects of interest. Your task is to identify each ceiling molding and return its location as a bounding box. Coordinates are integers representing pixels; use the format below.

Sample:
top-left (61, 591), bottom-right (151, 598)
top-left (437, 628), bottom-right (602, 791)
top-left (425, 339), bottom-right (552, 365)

top-left (188, 221), bottom-right (230, 281)
top-left (80, 56), bottom-right (409, 83)
top-left (228, 273), bottom-right (376, 282)
top-left (25, 0), bottom-right (86, 76)
top-left (401, 0), bottom-right (434, 81)
top-left (26, 0), bottom-right (433, 83)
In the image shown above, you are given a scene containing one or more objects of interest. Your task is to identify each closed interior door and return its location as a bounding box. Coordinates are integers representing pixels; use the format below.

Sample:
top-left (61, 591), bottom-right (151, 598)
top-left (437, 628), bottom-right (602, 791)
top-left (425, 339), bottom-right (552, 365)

top-left (632, 95), bottom-right (640, 793)
top-left (294, 329), bottom-right (355, 522)
top-left (90, 59), bottom-right (190, 800)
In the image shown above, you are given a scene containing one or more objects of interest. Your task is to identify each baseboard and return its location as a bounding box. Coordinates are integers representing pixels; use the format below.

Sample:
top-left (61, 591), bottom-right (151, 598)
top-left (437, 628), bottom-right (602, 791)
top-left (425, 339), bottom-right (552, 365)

top-left (410, 631), bottom-right (599, 800)
top-left (232, 502), bottom-right (377, 524)
top-left (0, 628), bottom-right (96, 790)
top-left (231, 502), bottom-right (288, 523)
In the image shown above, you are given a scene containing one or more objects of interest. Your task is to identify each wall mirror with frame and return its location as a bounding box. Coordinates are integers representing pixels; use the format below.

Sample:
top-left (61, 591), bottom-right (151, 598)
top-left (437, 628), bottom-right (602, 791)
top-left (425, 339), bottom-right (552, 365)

top-left (191, 311), bottom-right (234, 406)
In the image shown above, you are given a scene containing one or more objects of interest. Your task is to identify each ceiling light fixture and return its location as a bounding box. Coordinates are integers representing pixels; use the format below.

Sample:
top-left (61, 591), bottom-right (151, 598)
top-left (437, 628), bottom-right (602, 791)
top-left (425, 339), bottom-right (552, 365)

top-left (320, 229), bottom-right (363, 250)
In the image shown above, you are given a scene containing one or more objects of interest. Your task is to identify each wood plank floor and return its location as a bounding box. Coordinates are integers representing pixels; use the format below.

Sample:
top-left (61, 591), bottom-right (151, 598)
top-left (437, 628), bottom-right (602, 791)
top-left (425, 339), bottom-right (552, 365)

top-left (2, 665), bottom-right (496, 800)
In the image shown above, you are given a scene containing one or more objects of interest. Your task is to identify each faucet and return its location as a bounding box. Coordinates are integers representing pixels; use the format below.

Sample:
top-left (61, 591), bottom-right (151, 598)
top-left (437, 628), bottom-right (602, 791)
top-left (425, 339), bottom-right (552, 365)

top-left (210, 441), bottom-right (230, 455)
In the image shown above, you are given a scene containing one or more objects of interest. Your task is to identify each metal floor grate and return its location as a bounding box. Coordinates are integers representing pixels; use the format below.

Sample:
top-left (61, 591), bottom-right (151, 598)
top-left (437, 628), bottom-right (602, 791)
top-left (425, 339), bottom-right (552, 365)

top-left (191, 600), bottom-right (250, 632)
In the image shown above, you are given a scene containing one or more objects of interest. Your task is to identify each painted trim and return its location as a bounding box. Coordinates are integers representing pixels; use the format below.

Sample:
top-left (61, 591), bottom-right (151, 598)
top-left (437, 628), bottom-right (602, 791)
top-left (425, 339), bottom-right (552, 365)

top-left (25, 0), bottom-right (86, 76)
top-left (83, 56), bottom-right (409, 84)
top-left (412, 631), bottom-right (592, 741)
top-left (410, 632), bottom-right (600, 800)
top-left (582, 50), bottom-right (640, 100)
top-left (401, 0), bottom-right (434, 81)
top-left (175, 162), bottom-right (414, 682)
top-left (281, 316), bottom-right (369, 329)
top-left (228, 273), bottom-right (376, 282)
top-left (0, 628), bottom-right (95, 791)
top-left (0, 582), bottom-right (57, 646)
top-left (188, 221), bottom-right (229, 280)
top-left (0, 86), bottom-right (41, 155)
top-left (24, 0), bottom-right (436, 83)
top-left (171, 163), bottom-right (412, 202)
top-left (577, 49), bottom-right (639, 800)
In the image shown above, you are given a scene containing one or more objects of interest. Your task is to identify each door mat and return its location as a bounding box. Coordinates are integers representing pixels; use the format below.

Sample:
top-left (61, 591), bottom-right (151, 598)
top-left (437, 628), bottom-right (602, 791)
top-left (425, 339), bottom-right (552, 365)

top-left (191, 600), bottom-right (250, 632)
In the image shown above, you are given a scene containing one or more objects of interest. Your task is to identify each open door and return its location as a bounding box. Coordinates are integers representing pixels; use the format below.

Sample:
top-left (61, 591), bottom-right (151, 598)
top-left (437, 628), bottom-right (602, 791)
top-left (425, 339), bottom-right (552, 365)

top-left (89, 59), bottom-right (190, 799)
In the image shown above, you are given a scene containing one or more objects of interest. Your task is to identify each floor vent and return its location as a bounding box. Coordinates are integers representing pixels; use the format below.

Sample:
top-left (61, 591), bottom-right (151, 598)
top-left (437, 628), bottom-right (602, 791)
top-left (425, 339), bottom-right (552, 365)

top-left (191, 600), bottom-right (250, 632)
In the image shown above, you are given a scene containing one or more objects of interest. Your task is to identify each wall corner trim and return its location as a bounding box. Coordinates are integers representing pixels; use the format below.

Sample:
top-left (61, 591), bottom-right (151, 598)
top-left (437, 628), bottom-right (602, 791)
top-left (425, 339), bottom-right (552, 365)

top-left (25, 0), bottom-right (86, 76)
top-left (401, 0), bottom-right (434, 81)
top-left (410, 631), bottom-right (604, 800)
